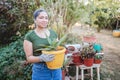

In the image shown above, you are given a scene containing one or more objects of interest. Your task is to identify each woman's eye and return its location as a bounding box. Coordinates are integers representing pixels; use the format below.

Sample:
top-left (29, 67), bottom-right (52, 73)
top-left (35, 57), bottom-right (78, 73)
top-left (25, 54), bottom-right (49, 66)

top-left (45, 17), bottom-right (48, 19)
top-left (38, 16), bottom-right (48, 19)
top-left (39, 16), bottom-right (44, 19)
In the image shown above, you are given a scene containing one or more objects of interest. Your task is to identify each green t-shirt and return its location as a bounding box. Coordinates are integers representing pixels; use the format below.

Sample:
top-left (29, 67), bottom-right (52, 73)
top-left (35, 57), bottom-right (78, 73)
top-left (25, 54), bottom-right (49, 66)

top-left (24, 29), bottom-right (57, 55)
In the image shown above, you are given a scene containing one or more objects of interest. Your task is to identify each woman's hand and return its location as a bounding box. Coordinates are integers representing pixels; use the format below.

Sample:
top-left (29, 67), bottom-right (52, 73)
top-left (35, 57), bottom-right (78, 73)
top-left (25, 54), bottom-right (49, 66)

top-left (39, 54), bottom-right (55, 62)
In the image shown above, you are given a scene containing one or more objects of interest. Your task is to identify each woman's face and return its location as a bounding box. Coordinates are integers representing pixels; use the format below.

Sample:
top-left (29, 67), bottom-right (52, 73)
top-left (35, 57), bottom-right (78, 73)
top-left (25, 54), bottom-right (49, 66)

top-left (35, 12), bottom-right (48, 28)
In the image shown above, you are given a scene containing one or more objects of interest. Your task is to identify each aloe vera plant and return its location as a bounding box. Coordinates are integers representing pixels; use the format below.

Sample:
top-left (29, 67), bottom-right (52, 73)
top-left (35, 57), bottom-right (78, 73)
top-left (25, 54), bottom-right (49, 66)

top-left (35, 34), bottom-right (68, 51)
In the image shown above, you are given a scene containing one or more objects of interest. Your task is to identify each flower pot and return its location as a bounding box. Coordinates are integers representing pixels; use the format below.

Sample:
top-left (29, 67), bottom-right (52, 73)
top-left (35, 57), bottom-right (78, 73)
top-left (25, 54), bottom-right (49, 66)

top-left (72, 52), bottom-right (82, 65)
top-left (83, 36), bottom-right (96, 43)
top-left (42, 46), bottom-right (66, 69)
top-left (94, 59), bottom-right (102, 64)
top-left (112, 30), bottom-right (120, 37)
top-left (67, 46), bottom-right (75, 52)
top-left (84, 58), bottom-right (94, 67)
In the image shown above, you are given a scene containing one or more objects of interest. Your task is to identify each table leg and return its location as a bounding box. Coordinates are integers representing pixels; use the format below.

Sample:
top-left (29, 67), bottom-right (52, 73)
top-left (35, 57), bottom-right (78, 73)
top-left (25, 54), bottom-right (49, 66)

top-left (81, 68), bottom-right (84, 80)
top-left (97, 67), bottom-right (100, 80)
top-left (90, 68), bottom-right (93, 80)
top-left (76, 66), bottom-right (79, 80)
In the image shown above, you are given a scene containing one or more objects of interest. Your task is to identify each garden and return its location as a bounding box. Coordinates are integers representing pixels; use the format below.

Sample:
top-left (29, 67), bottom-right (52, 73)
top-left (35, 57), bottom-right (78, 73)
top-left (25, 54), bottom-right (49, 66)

top-left (0, 0), bottom-right (120, 80)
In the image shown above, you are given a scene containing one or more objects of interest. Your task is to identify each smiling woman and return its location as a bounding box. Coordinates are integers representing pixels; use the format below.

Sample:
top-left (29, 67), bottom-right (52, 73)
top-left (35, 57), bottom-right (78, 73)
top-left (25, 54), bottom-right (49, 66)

top-left (33, 9), bottom-right (48, 29)
top-left (23, 8), bottom-right (62, 80)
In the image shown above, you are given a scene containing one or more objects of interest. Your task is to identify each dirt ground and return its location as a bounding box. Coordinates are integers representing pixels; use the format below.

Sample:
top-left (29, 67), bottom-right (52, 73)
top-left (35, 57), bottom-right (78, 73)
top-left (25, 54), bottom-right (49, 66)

top-left (71, 25), bottom-right (120, 80)
top-left (95, 30), bottom-right (120, 80)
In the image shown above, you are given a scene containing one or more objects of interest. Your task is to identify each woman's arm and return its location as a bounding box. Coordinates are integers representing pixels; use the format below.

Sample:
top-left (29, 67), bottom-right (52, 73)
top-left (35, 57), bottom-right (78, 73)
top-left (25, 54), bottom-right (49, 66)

top-left (23, 40), bottom-right (41, 63)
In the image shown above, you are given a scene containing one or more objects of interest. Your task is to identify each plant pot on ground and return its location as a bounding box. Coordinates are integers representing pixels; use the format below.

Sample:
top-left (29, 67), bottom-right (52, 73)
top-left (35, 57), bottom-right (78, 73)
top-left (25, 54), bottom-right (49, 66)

top-left (83, 30), bottom-right (96, 43)
top-left (83, 36), bottom-right (97, 43)
top-left (112, 30), bottom-right (120, 37)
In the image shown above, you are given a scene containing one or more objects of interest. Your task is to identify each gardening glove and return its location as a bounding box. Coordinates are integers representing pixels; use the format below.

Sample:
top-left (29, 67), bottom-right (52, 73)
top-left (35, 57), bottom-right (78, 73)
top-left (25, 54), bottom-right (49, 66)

top-left (39, 54), bottom-right (55, 62)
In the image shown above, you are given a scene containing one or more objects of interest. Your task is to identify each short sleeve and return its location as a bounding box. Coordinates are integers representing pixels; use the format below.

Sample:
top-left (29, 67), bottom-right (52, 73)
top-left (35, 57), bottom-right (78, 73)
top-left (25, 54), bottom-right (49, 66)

top-left (24, 31), bottom-right (32, 42)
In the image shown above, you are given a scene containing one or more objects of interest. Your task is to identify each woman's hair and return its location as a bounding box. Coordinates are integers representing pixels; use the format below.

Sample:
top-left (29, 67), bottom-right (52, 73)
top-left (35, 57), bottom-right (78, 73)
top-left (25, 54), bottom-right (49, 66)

top-left (33, 8), bottom-right (47, 19)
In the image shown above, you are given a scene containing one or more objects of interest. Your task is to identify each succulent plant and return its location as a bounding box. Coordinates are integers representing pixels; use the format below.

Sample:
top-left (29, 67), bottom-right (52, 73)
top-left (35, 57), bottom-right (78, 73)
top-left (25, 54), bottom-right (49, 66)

top-left (81, 43), bottom-right (96, 59)
top-left (35, 34), bottom-right (68, 52)
top-left (94, 53), bottom-right (104, 60)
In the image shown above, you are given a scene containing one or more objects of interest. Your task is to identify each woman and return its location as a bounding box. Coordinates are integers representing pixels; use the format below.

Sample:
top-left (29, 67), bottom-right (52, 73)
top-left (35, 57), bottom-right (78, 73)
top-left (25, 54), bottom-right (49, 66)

top-left (23, 8), bottom-right (62, 80)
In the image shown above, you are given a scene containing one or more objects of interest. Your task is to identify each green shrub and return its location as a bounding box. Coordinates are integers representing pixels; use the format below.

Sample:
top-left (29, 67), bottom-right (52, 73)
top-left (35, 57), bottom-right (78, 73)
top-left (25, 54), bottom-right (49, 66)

top-left (0, 38), bottom-right (32, 80)
top-left (0, 0), bottom-right (36, 44)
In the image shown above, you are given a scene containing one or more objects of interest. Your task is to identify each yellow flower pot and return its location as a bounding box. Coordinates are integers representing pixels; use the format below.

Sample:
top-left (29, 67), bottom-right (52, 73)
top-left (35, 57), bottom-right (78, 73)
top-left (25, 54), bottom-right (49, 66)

top-left (42, 46), bottom-right (66, 69)
top-left (113, 30), bottom-right (120, 37)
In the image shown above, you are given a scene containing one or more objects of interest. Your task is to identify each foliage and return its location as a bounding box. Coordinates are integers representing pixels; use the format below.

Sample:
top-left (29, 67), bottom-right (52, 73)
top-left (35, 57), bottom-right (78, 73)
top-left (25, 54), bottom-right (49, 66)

top-left (90, 0), bottom-right (120, 31)
top-left (65, 33), bottom-right (82, 44)
top-left (35, 34), bottom-right (68, 51)
top-left (0, 38), bottom-right (32, 80)
top-left (81, 43), bottom-right (96, 59)
top-left (63, 0), bottom-right (85, 28)
top-left (0, 0), bottom-right (36, 44)
top-left (51, 23), bottom-right (68, 40)
top-left (94, 53), bottom-right (104, 60)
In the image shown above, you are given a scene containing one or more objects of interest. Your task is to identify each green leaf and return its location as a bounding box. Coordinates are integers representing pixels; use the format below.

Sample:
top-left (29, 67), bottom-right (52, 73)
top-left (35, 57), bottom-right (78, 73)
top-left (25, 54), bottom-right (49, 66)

top-left (47, 36), bottom-right (52, 45)
top-left (57, 33), bottom-right (68, 46)
top-left (38, 44), bottom-right (48, 48)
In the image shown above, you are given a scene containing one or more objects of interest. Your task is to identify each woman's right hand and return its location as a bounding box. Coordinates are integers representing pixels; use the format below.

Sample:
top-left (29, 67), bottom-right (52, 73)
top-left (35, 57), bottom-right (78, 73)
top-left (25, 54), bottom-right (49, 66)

top-left (39, 54), bottom-right (55, 62)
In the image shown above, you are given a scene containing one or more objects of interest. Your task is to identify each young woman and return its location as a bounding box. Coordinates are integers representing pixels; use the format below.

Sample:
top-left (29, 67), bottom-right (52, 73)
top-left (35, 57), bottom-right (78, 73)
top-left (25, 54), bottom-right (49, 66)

top-left (23, 8), bottom-right (62, 80)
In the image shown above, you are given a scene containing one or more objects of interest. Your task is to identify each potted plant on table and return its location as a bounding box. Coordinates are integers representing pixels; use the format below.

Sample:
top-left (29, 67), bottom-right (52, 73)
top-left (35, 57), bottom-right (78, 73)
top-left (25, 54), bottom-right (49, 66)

top-left (81, 43), bottom-right (96, 67)
top-left (94, 53), bottom-right (104, 64)
top-left (35, 34), bottom-right (68, 69)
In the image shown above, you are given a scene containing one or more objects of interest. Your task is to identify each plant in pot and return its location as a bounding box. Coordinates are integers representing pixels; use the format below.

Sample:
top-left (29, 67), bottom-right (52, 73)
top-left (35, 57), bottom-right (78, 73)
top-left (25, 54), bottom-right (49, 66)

top-left (65, 43), bottom-right (83, 66)
top-left (94, 53), bottom-right (104, 64)
top-left (81, 43), bottom-right (96, 67)
top-left (72, 51), bottom-right (82, 66)
top-left (35, 34), bottom-right (68, 69)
